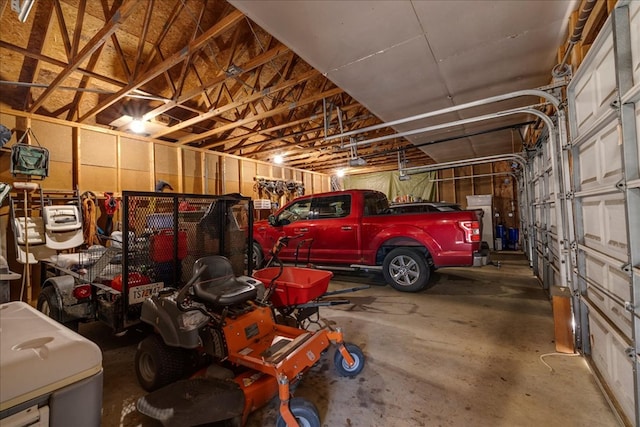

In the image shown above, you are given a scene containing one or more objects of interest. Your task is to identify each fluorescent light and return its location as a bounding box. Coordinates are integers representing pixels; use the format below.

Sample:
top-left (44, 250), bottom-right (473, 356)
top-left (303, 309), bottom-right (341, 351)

top-left (336, 169), bottom-right (345, 178)
top-left (130, 119), bottom-right (146, 134)
top-left (273, 155), bottom-right (283, 164)
top-left (12, 0), bottom-right (35, 23)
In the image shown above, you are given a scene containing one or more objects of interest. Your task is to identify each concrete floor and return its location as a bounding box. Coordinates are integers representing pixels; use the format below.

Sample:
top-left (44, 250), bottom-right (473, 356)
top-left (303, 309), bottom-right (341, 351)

top-left (85, 252), bottom-right (621, 427)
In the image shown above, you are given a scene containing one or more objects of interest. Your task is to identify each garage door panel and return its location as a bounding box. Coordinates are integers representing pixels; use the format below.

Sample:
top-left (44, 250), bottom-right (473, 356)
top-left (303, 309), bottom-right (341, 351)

top-left (588, 309), bottom-right (634, 424)
top-left (549, 202), bottom-right (557, 235)
top-left (581, 194), bottom-right (628, 259)
top-left (576, 121), bottom-right (622, 191)
top-left (568, 6), bottom-right (638, 425)
top-left (630, 0), bottom-right (640, 85)
top-left (636, 102), bottom-right (640, 175)
top-left (571, 25), bottom-right (616, 137)
top-left (536, 252), bottom-right (545, 276)
top-left (546, 169), bottom-right (554, 198)
top-left (584, 252), bottom-right (633, 338)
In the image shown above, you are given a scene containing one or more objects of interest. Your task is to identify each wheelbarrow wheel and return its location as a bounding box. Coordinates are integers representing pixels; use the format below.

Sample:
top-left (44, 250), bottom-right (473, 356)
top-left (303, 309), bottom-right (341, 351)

top-left (276, 397), bottom-right (320, 427)
top-left (334, 343), bottom-right (365, 377)
top-left (135, 334), bottom-right (187, 392)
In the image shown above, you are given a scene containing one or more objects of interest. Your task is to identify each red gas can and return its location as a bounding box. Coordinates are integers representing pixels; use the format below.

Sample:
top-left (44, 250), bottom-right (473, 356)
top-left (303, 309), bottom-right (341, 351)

top-left (150, 229), bottom-right (187, 262)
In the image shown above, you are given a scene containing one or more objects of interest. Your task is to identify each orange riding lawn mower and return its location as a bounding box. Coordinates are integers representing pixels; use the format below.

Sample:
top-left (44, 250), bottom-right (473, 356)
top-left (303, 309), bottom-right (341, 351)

top-left (134, 238), bottom-right (366, 426)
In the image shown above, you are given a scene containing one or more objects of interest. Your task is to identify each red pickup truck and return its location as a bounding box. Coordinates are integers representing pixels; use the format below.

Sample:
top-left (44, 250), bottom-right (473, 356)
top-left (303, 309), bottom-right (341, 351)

top-left (252, 189), bottom-right (482, 292)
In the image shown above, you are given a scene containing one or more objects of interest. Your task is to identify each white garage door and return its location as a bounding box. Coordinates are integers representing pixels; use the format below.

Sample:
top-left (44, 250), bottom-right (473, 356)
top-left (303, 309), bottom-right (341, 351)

top-left (567, 2), bottom-right (640, 424)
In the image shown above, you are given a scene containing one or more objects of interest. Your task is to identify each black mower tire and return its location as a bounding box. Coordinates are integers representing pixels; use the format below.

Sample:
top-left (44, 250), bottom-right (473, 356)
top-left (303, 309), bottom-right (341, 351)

top-left (135, 334), bottom-right (188, 392)
top-left (276, 397), bottom-right (320, 427)
top-left (37, 286), bottom-right (79, 331)
top-left (382, 247), bottom-right (431, 292)
top-left (334, 343), bottom-right (365, 377)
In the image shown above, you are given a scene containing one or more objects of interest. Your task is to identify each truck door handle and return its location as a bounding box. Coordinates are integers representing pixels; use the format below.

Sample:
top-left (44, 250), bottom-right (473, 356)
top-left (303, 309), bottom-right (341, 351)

top-left (296, 228), bottom-right (309, 232)
top-left (341, 226), bottom-right (352, 230)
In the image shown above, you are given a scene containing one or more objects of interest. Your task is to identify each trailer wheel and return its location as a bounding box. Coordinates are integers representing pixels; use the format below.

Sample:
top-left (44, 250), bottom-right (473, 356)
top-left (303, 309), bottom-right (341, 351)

top-left (382, 248), bottom-right (430, 292)
top-left (37, 286), bottom-right (79, 331)
top-left (334, 343), bottom-right (365, 377)
top-left (135, 334), bottom-right (187, 392)
top-left (276, 397), bottom-right (320, 427)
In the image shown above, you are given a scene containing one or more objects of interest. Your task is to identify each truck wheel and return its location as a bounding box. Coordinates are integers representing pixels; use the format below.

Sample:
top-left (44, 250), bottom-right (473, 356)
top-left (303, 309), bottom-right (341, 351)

top-left (135, 334), bottom-right (187, 392)
top-left (276, 397), bottom-right (320, 427)
top-left (382, 248), bottom-right (430, 292)
top-left (334, 343), bottom-right (365, 377)
top-left (252, 241), bottom-right (264, 269)
top-left (37, 286), bottom-right (79, 331)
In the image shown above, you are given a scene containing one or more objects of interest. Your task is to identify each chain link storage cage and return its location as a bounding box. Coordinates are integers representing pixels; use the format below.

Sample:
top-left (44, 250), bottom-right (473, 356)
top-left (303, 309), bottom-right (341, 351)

top-left (101, 192), bottom-right (254, 329)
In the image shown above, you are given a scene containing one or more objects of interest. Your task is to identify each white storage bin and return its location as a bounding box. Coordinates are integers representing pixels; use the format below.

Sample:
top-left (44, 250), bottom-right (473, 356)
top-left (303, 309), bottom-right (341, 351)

top-left (466, 195), bottom-right (493, 207)
top-left (0, 302), bottom-right (103, 426)
top-left (254, 199), bottom-right (272, 210)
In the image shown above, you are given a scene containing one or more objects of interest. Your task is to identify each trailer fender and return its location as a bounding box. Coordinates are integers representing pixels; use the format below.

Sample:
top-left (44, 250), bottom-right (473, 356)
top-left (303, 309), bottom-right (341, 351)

top-left (43, 275), bottom-right (78, 306)
top-left (42, 275), bottom-right (90, 321)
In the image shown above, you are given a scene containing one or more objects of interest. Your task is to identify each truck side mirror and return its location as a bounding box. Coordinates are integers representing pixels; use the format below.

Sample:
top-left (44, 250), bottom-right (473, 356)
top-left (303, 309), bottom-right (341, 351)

top-left (268, 214), bottom-right (277, 226)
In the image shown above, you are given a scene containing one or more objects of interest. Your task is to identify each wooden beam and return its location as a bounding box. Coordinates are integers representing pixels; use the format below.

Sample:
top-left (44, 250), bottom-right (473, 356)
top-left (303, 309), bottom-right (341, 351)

top-left (71, 0), bottom-right (87, 58)
top-left (12, 1), bottom-right (54, 111)
top-left (67, 43), bottom-right (107, 121)
top-left (210, 102), bottom-right (361, 148)
top-left (137, 0), bottom-right (184, 76)
top-left (53, 0), bottom-right (73, 60)
top-left (143, 44), bottom-right (290, 130)
top-left (0, 40), bottom-right (128, 88)
top-left (182, 87), bottom-right (343, 146)
top-left (29, 0), bottom-right (140, 112)
top-left (151, 69), bottom-right (319, 139)
top-left (174, 2), bottom-right (206, 104)
top-left (101, 0), bottom-right (132, 80)
top-left (223, 113), bottom-right (374, 154)
top-left (132, 0), bottom-right (154, 80)
top-left (79, 9), bottom-right (244, 122)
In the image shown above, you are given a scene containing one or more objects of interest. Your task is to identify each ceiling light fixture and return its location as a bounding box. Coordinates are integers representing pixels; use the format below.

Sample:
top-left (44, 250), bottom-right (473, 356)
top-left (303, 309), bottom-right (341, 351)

top-left (273, 155), bottom-right (283, 165)
top-left (336, 169), bottom-right (345, 178)
top-left (130, 119), bottom-right (146, 134)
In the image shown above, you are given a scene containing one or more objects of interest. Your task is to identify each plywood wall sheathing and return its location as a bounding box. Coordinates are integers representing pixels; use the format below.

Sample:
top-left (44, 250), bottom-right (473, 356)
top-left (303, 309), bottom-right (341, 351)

top-left (0, 108), bottom-right (330, 197)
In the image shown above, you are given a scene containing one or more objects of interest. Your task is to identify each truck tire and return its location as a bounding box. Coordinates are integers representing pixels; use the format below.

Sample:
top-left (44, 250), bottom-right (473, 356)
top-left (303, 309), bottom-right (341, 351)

top-left (382, 248), bottom-right (430, 292)
top-left (37, 286), bottom-right (79, 331)
top-left (252, 241), bottom-right (264, 270)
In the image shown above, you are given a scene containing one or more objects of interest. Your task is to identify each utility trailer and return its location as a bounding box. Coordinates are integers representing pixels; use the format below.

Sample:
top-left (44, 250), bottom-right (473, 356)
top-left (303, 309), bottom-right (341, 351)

top-left (38, 192), bottom-right (253, 333)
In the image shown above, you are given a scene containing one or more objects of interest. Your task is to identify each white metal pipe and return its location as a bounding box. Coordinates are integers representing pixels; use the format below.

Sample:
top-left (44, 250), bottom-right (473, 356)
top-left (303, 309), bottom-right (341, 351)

top-left (342, 104), bottom-right (548, 149)
top-left (325, 88), bottom-right (561, 142)
top-left (402, 153), bottom-right (527, 174)
top-left (430, 172), bottom-right (518, 182)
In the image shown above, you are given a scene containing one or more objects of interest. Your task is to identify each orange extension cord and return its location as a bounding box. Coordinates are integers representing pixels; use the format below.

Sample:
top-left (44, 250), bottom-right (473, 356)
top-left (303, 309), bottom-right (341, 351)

top-left (82, 196), bottom-right (101, 246)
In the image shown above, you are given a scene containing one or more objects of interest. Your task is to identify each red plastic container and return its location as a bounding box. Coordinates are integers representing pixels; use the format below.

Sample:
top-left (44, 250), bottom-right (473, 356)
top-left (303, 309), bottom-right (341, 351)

top-left (150, 229), bottom-right (187, 262)
top-left (253, 267), bottom-right (333, 307)
top-left (110, 272), bottom-right (151, 292)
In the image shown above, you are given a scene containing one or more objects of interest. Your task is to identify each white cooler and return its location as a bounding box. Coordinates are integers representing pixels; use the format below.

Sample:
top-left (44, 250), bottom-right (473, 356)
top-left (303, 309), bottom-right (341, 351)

top-left (0, 302), bottom-right (103, 426)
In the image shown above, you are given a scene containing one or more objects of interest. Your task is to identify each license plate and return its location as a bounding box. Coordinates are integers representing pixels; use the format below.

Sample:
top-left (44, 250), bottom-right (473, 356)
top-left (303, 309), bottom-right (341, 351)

top-left (129, 282), bottom-right (164, 304)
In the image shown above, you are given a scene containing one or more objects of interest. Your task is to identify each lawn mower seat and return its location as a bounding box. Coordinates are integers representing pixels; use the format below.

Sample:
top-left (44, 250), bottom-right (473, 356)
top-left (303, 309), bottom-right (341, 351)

top-left (192, 256), bottom-right (257, 307)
